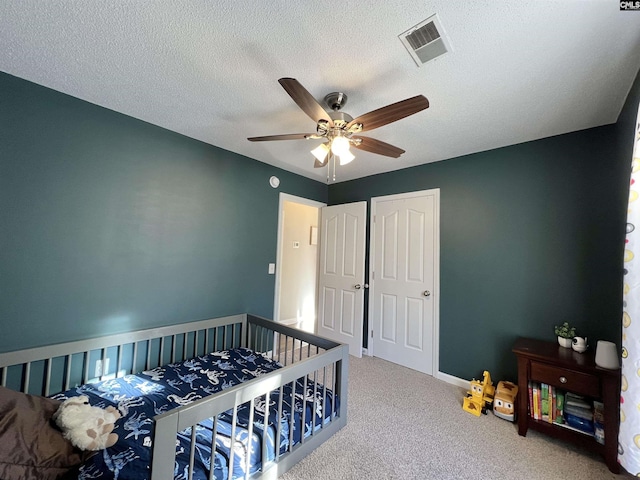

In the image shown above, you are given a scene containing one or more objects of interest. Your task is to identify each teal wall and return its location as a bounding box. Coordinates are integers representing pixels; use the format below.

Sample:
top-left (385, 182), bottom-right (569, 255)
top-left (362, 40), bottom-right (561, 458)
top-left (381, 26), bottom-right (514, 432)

top-left (2, 67), bottom-right (638, 384)
top-left (329, 68), bottom-right (639, 382)
top-left (0, 72), bottom-right (327, 353)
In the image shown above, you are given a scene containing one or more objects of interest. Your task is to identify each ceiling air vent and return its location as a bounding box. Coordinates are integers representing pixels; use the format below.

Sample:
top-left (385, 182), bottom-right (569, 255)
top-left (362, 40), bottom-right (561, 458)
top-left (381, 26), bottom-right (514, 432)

top-left (399, 14), bottom-right (453, 67)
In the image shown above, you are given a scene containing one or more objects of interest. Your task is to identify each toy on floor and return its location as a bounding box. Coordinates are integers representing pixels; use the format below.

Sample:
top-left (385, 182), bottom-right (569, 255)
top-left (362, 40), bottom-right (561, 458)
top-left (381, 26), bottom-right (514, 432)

top-left (493, 380), bottom-right (518, 421)
top-left (462, 370), bottom-right (495, 416)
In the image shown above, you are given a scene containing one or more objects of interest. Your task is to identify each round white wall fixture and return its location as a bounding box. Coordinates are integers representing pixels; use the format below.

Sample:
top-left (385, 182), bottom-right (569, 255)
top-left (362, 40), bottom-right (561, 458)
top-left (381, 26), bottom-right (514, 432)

top-left (269, 176), bottom-right (280, 188)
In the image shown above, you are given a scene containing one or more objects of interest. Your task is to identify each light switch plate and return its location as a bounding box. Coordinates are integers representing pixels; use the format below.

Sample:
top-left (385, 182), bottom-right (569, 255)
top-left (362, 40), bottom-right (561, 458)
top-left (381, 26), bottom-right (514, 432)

top-left (268, 263), bottom-right (275, 274)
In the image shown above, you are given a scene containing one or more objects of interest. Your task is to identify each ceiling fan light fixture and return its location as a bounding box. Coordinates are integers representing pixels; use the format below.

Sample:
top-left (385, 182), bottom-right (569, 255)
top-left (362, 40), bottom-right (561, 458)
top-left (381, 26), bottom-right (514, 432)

top-left (311, 143), bottom-right (330, 163)
top-left (330, 135), bottom-right (350, 156)
top-left (338, 150), bottom-right (355, 166)
top-left (248, 78), bottom-right (430, 181)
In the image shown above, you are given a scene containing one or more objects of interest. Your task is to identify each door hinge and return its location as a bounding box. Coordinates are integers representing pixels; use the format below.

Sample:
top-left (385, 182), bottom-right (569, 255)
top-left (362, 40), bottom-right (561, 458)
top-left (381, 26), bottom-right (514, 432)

top-left (371, 330), bottom-right (374, 338)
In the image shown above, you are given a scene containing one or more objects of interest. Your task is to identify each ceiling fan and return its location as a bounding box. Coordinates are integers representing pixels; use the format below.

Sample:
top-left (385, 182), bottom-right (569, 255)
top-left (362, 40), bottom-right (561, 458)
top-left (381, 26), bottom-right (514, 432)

top-left (248, 78), bottom-right (429, 173)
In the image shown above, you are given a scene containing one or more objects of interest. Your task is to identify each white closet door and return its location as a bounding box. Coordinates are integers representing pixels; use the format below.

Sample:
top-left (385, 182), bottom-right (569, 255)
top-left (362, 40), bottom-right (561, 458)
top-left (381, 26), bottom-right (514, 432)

top-left (317, 202), bottom-right (366, 357)
top-left (371, 192), bottom-right (437, 374)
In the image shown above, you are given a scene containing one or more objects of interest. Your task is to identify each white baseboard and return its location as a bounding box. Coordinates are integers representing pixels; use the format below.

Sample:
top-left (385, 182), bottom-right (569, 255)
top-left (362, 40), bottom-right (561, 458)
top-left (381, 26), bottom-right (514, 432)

top-left (436, 371), bottom-right (469, 390)
top-left (276, 318), bottom-right (298, 325)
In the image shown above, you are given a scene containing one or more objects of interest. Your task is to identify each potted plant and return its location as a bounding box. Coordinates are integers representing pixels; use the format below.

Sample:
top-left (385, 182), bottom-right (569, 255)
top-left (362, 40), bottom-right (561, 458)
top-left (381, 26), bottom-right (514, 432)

top-left (554, 322), bottom-right (576, 348)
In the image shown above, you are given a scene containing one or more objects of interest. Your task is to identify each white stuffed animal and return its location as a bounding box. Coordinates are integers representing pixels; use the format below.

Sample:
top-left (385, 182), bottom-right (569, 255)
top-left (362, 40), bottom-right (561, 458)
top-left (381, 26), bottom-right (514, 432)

top-left (52, 395), bottom-right (121, 451)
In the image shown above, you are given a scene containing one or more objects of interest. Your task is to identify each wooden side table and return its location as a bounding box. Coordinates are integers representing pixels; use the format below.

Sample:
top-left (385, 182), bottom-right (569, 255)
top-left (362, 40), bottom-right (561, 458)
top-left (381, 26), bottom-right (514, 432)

top-left (512, 337), bottom-right (621, 473)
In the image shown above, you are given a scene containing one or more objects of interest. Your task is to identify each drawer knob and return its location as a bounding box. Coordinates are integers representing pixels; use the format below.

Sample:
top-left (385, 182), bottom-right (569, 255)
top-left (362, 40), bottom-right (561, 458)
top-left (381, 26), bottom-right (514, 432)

top-left (559, 376), bottom-right (567, 384)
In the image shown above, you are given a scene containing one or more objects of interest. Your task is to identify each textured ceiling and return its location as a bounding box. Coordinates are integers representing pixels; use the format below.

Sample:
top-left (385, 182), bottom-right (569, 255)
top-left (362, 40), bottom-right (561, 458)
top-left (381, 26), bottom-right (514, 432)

top-left (1, 1), bottom-right (640, 183)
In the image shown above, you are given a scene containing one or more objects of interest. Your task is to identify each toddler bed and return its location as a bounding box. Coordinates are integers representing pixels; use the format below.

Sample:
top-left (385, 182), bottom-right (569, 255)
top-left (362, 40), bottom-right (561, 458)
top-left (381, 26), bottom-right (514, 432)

top-left (0, 313), bottom-right (348, 479)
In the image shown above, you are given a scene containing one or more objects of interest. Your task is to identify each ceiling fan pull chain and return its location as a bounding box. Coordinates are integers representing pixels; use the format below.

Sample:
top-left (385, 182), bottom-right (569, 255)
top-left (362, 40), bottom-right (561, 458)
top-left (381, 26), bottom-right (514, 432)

top-left (332, 153), bottom-right (336, 182)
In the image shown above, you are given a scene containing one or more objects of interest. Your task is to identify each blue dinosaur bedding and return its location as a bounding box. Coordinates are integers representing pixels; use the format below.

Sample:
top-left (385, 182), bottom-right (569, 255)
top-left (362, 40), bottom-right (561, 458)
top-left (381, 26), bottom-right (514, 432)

top-left (51, 347), bottom-right (338, 480)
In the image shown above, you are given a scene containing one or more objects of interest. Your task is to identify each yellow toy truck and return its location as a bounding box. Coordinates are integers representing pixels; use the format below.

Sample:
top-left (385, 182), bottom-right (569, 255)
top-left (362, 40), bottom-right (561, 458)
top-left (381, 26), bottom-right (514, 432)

top-left (493, 380), bottom-right (518, 421)
top-left (463, 370), bottom-right (495, 416)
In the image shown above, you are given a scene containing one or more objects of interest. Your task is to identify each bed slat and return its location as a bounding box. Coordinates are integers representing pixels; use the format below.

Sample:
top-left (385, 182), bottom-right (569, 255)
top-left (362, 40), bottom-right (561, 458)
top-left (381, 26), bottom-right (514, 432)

top-left (301, 374), bottom-right (307, 443)
top-left (288, 380), bottom-right (295, 452)
top-left (246, 398), bottom-right (255, 475)
top-left (228, 404), bottom-right (237, 480)
top-left (231, 323), bottom-right (236, 349)
top-left (331, 362), bottom-right (337, 419)
top-left (64, 355), bottom-right (71, 391)
top-left (193, 331), bottom-right (198, 357)
top-left (322, 366), bottom-right (327, 430)
top-left (131, 342), bottom-right (138, 375)
top-left (312, 370), bottom-right (318, 436)
top-left (81, 352), bottom-right (89, 385)
top-left (100, 348), bottom-right (106, 381)
top-left (261, 393), bottom-right (269, 471)
top-left (43, 358), bottom-right (52, 396)
top-left (116, 345), bottom-right (123, 378)
top-left (188, 423), bottom-right (197, 480)
top-left (183, 333), bottom-right (188, 361)
top-left (275, 385), bottom-right (284, 460)
top-left (22, 362), bottom-right (31, 393)
top-left (208, 415), bottom-right (218, 480)
top-left (145, 340), bottom-right (152, 371)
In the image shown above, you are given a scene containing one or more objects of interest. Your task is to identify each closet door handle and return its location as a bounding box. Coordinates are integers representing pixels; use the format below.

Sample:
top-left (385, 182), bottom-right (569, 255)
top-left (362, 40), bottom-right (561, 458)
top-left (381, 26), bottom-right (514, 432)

top-left (423, 290), bottom-right (431, 297)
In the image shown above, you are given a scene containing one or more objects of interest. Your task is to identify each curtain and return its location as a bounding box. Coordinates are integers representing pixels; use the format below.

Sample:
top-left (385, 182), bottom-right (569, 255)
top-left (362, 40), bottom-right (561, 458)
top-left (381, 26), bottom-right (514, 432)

top-left (620, 107), bottom-right (640, 474)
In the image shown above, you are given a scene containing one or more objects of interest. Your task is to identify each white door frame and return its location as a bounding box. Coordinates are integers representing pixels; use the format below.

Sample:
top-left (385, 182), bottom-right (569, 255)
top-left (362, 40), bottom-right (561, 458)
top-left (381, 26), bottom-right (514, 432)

top-left (273, 193), bottom-right (326, 324)
top-left (367, 188), bottom-right (440, 375)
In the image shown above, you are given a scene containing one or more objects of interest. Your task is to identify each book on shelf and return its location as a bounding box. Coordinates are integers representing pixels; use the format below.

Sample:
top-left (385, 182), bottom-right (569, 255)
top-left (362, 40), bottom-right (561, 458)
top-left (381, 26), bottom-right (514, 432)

top-left (564, 412), bottom-right (595, 434)
top-left (537, 384), bottom-right (542, 420)
top-left (553, 390), bottom-right (565, 425)
top-left (541, 383), bottom-right (549, 422)
top-left (564, 404), bottom-right (593, 420)
top-left (527, 382), bottom-right (598, 430)
top-left (593, 401), bottom-right (605, 444)
top-left (565, 392), bottom-right (591, 409)
top-left (521, 382), bottom-right (593, 435)
top-left (529, 382), bottom-right (537, 419)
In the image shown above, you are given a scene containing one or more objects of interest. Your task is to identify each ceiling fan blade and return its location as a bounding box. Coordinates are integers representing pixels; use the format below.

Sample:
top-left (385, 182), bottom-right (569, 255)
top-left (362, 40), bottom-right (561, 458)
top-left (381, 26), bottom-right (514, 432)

top-left (248, 133), bottom-right (315, 142)
top-left (347, 95), bottom-right (429, 132)
top-left (278, 78), bottom-right (333, 126)
top-left (314, 158), bottom-right (327, 168)
top-left (352, 136), bottom-right (405, 158)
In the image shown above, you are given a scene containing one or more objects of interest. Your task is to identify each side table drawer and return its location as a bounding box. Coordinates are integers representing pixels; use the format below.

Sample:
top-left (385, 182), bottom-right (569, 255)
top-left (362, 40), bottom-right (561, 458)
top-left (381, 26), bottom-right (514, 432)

top-left (530, 361), bottom-right (600, 398)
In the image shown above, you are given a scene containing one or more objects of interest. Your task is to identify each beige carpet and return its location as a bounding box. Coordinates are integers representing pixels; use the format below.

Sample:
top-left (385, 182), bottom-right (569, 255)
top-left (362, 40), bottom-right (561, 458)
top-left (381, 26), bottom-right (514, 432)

top-left (279, 355), bottom-right (632, 480)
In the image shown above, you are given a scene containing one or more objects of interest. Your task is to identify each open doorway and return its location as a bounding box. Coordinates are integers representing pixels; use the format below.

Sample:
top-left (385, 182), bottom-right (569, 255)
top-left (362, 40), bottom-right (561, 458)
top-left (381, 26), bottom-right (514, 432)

top-left (273, 193), bottom-right (325, 334)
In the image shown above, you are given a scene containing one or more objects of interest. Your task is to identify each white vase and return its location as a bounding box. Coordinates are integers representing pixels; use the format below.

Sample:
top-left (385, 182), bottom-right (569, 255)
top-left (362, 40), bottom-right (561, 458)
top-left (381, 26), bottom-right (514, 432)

top-left (558, 336), bottom-right (572, 348)
top-left (595, 340), bottom-right (619, 369)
